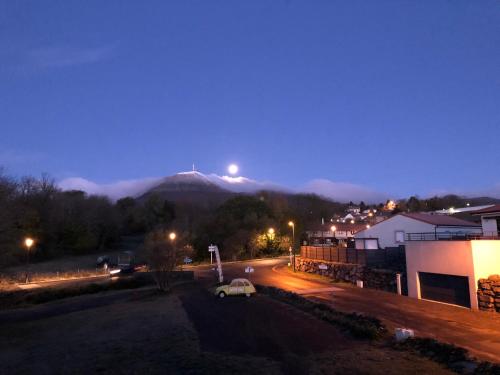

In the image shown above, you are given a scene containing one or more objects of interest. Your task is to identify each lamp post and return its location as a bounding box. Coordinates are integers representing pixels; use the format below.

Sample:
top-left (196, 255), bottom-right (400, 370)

top-left (288, 221), bottom-right (296, 272)
top-left (331, 226), bottom-right (336, 244)
top-left (24, 237), bottom-right (34, 284)
top-left (169, 232), bottom-right (177, 269)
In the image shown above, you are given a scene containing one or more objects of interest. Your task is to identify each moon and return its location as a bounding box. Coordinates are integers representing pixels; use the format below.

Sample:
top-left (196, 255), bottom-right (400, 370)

top-left (228, 164), bottom-right (239, 175)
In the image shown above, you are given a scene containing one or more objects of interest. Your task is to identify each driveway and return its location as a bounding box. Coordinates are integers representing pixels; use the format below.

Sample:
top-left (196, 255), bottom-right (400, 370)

top-left (193, 258), bottom-right (500, 363)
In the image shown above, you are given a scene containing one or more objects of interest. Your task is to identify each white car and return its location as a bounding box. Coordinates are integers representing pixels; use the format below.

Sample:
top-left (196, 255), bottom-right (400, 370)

top-left (215, 278), bottom-right (256, 298)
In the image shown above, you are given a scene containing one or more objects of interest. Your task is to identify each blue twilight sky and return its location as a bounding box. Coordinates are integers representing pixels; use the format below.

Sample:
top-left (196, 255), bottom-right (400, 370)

top-left (1, 1), bottom-right (500, 200)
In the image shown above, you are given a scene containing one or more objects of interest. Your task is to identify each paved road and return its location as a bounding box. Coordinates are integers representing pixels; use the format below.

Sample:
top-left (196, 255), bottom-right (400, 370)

top-left (193, 258), bottom-right (500, 363)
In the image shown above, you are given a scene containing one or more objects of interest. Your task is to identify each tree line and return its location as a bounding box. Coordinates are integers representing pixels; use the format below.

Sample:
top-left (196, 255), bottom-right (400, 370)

top-left (2, 169), bottom-right (490, 268)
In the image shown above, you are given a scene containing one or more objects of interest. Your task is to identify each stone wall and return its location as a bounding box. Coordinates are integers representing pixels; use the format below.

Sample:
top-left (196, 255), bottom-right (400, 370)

top-left (477, 275), bottom-right (500, 313)
top-left (295, 257), bottom-right (403, 294)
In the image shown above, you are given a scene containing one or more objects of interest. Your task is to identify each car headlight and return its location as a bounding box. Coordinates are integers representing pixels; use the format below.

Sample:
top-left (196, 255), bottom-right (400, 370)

top-left (110, 269), bottom-right (121, 275)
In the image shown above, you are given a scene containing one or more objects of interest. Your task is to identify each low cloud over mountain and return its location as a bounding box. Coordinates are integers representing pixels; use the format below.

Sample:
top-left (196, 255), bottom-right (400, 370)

top-left (300, 179), bottom-right (390, 204)
top-left (58, 171), bottom-right (389, 203)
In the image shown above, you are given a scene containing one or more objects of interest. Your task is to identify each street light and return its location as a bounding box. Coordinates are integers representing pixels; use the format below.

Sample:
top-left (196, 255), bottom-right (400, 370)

top-left (268, 228), bottom-right (275, 235)
top-left (331, 225), bottom-right (336, 242)
top-left (169, 232), bottom-right (176, 241)
top-left (24, 237), bottom-right (34, 284)
top-left (288, 221), bottom-right (296, 272)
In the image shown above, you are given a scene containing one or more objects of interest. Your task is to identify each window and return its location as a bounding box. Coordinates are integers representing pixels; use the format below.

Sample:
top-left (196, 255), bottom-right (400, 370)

top-left (395, 231), bottom-right (405, 243)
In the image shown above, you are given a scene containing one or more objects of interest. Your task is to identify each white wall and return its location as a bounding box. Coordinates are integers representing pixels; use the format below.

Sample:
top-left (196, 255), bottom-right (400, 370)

top-left (405, 241), bottom-right (477, 309)
top-left (471, 240), bottom-right (500, 281)
top-left (481, 217), bottom-right (498, 237)
top-left (355, 215), bottom-right (433, 249)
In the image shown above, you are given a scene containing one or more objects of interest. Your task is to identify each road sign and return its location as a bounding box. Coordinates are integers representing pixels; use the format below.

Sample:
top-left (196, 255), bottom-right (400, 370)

top-left (318, 264), bottom-right (328, 270)
top-left (184, 257), bottom-right (193, 264)
top-left (245, 266), bottom-right (254, 273)
top-left (208, 245), bottom-right (216, 252)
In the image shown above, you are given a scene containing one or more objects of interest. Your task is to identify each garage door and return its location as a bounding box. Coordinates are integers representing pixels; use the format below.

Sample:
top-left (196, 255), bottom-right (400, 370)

top-left (418, 272), bottom-right (470, 308)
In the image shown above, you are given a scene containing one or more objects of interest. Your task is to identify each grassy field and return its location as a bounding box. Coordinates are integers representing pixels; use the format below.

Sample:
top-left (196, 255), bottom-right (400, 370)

top-left (0, 282), bottom-right (455, 374)
top-left (0, 236), bottom-right (145, 289)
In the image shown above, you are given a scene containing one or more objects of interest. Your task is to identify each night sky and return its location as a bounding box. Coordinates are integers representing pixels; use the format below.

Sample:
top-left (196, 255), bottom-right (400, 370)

top-left (1, 1), bottom-right (499, 200)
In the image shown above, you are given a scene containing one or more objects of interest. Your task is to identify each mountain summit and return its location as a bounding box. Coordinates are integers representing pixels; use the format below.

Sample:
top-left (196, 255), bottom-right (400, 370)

top-left (138, 171), bottom-right (234, 206)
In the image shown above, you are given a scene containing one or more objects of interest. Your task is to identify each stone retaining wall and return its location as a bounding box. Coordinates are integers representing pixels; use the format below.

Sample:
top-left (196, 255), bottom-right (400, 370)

top-left (295, 257), bottom-right (403, 293)
top-left (477, 275), bottom-right (500, 313)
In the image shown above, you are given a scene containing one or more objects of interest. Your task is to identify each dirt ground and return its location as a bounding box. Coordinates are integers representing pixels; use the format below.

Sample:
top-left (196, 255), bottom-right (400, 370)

top-left (0, 283), bottom-right (454, 374)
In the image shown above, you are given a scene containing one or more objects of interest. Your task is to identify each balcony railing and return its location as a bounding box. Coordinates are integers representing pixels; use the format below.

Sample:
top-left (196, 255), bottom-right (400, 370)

top-left (405, 232), bottom-right (498, 241)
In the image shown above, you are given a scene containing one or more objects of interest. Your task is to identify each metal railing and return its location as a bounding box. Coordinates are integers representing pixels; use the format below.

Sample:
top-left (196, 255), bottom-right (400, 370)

top-left (405, 232), bottom-right (499, 241)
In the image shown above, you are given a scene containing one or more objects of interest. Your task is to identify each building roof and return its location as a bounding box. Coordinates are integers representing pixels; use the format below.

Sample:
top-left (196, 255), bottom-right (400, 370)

top-left (400, 212), bottom-right (480, 227)
top-left (471, 204), bottom-right (500, 216)
top-left (306, 222), bottom-right (367, 234)
top-left (434, 205), bottom-right (494, 215)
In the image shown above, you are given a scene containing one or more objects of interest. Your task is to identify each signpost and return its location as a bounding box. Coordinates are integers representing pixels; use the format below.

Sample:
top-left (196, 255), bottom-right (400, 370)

top-left (208, 245), bottom-right (215, 265)
top-left (245, 266), bottom-right (254, 281)
top-left (184, 257), bottom-right (193, 265)
top-left (209, 245), bottom-right (223, 283)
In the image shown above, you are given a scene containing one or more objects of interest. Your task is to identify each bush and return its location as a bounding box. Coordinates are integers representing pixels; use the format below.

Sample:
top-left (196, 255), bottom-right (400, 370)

top-left (256, 285), bottom-right (386, 340)
top-left (393, 337), bottom-right (500, 374)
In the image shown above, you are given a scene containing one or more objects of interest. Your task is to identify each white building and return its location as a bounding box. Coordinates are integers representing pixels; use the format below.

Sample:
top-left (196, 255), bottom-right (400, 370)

top-left (472, 204), bottom-right (500, 237)
top-left (405, 239), bottom-right (500, 309)
top-left (354, 212), bottom-right (482, 250)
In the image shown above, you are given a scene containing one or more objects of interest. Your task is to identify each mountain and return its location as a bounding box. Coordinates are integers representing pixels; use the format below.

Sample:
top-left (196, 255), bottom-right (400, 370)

top-left (137, 171), bottom-right (236, 207)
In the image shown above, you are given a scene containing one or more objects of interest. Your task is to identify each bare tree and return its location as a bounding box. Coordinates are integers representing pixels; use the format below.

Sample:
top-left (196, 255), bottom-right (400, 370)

top-left (144, 229), bottom-right (183, 292)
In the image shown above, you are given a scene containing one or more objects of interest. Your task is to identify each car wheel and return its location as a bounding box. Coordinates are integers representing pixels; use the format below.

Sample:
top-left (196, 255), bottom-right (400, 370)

top-left (218, 291), bottom-right (226, 298)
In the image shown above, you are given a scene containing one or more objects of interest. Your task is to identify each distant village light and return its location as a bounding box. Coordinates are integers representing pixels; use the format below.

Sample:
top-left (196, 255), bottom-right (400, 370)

top-left (350, 220), bottom-right (355, 224)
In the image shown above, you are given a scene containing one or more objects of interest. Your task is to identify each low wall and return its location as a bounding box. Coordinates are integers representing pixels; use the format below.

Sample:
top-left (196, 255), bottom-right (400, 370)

top-left (295, 257), bottom-right (404, 294)
top-left (477, 275), bottom-right (500, 313)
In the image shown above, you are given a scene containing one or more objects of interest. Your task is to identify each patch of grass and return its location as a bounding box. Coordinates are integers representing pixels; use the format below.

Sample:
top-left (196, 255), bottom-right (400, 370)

top-left (393, 338), bottom-right (500, 375)
top-left (256, 284), bottom-right (386, 340)
top-left (0, 271), bottom-right (193, 309)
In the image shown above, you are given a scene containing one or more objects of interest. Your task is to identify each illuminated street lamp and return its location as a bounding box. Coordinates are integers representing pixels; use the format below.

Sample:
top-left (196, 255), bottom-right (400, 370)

top-left (366, 224), bottom-right (371, 229)
top-left (24, 237), bottom-right (34, 284)
top-left (288, 221), bottom-right (296, 272)
top-left (268, 228), bottom-right (275, 235)
top-left (169, 232), bottom-right (176, 241)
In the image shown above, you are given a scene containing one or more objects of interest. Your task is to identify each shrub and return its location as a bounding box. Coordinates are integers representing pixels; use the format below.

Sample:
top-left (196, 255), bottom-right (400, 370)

top-left (256, 285), bottom-right (386, 340)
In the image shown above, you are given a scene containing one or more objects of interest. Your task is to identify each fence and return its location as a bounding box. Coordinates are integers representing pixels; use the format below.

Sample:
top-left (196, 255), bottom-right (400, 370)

top-left (300, 245), bottom-right (405, 270)
top-left (406, 232), bottom-right (497, 241)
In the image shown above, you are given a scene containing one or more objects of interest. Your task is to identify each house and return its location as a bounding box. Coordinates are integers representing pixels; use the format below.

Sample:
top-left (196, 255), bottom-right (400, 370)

top-left (472, 204), bottom-right (500, 237)
top-left (305, 222), bottom-right (367, 246)
top-left (404, 208), bottom-right (499, 310)
top-left (405, 237), bottom-right (500, 309)
top-left (354, 212), bottom-right (482, 250)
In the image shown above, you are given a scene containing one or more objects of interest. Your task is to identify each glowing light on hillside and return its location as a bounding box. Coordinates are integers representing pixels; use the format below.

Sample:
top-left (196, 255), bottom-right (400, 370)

top-left (228, 164), bottom-right (239, 175)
